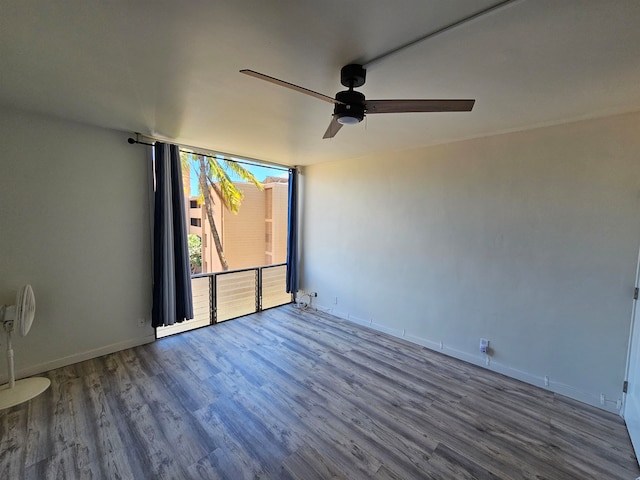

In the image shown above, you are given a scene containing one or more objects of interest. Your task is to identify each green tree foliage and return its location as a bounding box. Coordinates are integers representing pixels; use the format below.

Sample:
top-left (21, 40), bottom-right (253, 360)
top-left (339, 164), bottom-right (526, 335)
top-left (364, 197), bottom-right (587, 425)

top-left (188, 234), bottom-right (202, 267)
top-left (182, 152), bottom-right (263, 271)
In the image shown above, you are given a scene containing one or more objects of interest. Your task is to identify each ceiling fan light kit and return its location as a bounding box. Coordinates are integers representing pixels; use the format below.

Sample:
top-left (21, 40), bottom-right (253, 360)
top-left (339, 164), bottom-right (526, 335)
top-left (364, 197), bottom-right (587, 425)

top-left (240, 63), bottom-right (474, 139)
top-left (334, 90), bottom-right (365, 125)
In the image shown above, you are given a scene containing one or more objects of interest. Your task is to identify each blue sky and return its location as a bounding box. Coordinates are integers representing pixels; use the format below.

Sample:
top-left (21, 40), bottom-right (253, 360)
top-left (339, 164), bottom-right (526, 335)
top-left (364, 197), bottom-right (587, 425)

top-left (186, 155), bottom-right (288, 194)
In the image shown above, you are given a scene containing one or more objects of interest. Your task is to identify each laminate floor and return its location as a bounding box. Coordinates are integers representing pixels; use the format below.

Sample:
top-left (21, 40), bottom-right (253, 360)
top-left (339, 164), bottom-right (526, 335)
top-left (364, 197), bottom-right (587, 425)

top-left (1, 305), bottom-right (638, 479)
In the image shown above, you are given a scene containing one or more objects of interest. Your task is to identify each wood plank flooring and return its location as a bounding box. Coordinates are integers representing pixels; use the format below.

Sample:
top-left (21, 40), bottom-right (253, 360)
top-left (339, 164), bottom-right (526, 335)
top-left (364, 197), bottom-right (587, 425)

top-left (1, 304), bottom-right (639, 479)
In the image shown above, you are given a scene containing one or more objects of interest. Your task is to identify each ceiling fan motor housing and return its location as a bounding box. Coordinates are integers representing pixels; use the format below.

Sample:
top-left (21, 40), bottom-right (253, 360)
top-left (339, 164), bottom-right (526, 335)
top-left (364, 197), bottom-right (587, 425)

top-left (334, 90), bottom-right (365, 124)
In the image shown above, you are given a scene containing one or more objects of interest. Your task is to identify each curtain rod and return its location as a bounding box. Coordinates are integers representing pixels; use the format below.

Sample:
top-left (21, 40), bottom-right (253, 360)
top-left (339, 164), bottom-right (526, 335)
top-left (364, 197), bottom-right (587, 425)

top-left (127, 135), bottom-right (292, 172)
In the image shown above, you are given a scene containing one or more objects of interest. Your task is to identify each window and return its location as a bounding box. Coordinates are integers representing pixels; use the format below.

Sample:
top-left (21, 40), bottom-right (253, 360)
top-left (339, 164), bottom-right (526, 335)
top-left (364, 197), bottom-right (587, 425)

top-left (156, 153), bottom-right (292, 337)
top-left (265, 221), bottom-right (273, 252)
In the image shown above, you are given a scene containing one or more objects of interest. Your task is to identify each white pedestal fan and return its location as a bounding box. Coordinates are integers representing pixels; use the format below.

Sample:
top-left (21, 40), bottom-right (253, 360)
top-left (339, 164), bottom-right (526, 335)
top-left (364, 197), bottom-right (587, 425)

top-left (0, 285), bottom-right (50, 410)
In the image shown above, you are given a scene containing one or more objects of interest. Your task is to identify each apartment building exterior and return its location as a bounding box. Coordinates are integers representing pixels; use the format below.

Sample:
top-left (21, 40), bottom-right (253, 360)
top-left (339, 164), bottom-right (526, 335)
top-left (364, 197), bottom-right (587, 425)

top-left (188, 178), bottom-right (289, 273)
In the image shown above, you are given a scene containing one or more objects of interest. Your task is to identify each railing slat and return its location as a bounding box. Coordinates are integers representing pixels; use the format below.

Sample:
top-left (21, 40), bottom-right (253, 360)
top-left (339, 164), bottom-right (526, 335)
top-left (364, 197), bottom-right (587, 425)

top-left (157, 263), bottom-right (291, 335)
top-left (261, 264), bottom-right (292, 310)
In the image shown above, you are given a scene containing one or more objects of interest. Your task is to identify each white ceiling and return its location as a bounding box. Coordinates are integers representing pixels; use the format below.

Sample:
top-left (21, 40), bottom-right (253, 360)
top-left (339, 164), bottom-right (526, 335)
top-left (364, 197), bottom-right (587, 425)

top-left (1, 0), bottom-right (639, 166)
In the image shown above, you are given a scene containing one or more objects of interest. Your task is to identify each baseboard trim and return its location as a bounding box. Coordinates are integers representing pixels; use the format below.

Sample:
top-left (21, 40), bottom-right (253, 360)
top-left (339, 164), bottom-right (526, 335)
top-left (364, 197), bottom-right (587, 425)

top-left (316, 302), bottom-right (619, 414)
top-left (0, 334), bottom-right (156, 383)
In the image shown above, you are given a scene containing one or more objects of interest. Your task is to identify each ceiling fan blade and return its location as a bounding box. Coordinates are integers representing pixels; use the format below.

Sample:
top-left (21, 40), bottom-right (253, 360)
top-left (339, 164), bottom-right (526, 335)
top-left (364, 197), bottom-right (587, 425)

top-left (322, 117), bottom-right (343, 139)
top-left (365, 99), bottom-right (475, 114)
top-left (240, 69), bottom-right (341, 105)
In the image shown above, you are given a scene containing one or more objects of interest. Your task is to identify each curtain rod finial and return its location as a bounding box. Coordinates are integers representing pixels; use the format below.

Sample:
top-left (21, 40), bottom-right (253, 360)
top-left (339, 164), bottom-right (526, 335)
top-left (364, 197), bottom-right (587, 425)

top-left (127, 137), bottom-right (136, 144)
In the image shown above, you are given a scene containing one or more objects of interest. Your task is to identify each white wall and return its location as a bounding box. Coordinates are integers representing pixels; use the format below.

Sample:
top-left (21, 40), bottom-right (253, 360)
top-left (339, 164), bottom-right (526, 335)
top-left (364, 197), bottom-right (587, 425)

top-left (0, 107), bottom-right (154, 380)
top-left (301, 111), bottom-right (640, 412)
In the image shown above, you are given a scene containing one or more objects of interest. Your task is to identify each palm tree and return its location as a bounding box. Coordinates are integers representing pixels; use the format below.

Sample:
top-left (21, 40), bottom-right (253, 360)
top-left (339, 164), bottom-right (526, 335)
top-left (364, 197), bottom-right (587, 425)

top-left (183, 153), bottom-right (262, 271)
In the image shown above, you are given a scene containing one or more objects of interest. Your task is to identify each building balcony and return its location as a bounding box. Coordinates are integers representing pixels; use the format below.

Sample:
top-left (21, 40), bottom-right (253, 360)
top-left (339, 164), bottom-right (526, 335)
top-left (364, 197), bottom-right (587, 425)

top-left (157, 263), bottom-right (292, 338)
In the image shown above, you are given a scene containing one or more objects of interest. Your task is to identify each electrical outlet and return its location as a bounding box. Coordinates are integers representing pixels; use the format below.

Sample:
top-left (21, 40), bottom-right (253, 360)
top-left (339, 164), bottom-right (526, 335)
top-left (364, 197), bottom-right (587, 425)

top-left (334, 296), bottom-right (338, 304)
top-left (544, 376), bottom-right (549, 387)
top-left (479, 338), bottom-right (489, 354)
top-left (600, 393), bottom-right (606, 405)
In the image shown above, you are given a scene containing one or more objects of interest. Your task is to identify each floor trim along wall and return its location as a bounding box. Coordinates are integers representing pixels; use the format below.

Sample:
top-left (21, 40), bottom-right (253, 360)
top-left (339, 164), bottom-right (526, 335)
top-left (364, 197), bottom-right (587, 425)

top-left (0, 334), bottom-right (156, 384)
top-left (314, 303), bottom-right (618, 414)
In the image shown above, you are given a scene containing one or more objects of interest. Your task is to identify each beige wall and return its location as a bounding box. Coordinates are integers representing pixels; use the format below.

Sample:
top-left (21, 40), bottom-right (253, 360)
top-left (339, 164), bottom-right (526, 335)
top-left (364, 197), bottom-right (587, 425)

top-left (223, 184), bottom-right (267, 269)
top-left (301, 110), bottom-right (640, 413)
top-left (0, 106), bottom-right (153, 380)
top-left (270, 183), bottom-right (289, 264)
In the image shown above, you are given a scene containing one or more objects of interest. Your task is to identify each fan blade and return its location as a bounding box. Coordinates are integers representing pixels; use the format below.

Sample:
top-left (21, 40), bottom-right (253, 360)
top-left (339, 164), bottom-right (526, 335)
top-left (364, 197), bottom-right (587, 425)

top-left (365, 99), bottom-right (475, 113)
top-left (240, 69), bottom-right (341, 105)
top-left (323, 117), bottom-right (343, 139)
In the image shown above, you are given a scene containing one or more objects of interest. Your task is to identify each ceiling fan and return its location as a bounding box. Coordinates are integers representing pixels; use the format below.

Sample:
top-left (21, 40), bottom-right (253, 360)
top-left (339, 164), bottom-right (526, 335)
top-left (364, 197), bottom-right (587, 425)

top-left (240, 64), bottom-right (475, 139)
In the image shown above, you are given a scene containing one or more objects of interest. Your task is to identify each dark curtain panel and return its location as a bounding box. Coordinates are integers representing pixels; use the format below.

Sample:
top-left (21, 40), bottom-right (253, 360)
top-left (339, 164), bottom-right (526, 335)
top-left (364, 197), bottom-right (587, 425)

top-left (152, 142), bottom-right (194, 327)
top-left (286, 168), bottom-right (299, 293)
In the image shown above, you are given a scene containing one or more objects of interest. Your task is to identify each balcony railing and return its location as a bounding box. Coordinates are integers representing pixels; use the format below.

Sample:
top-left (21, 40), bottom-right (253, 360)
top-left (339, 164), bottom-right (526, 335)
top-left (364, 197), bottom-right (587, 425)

top-left (157, 263), bottom-right (292, 338)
